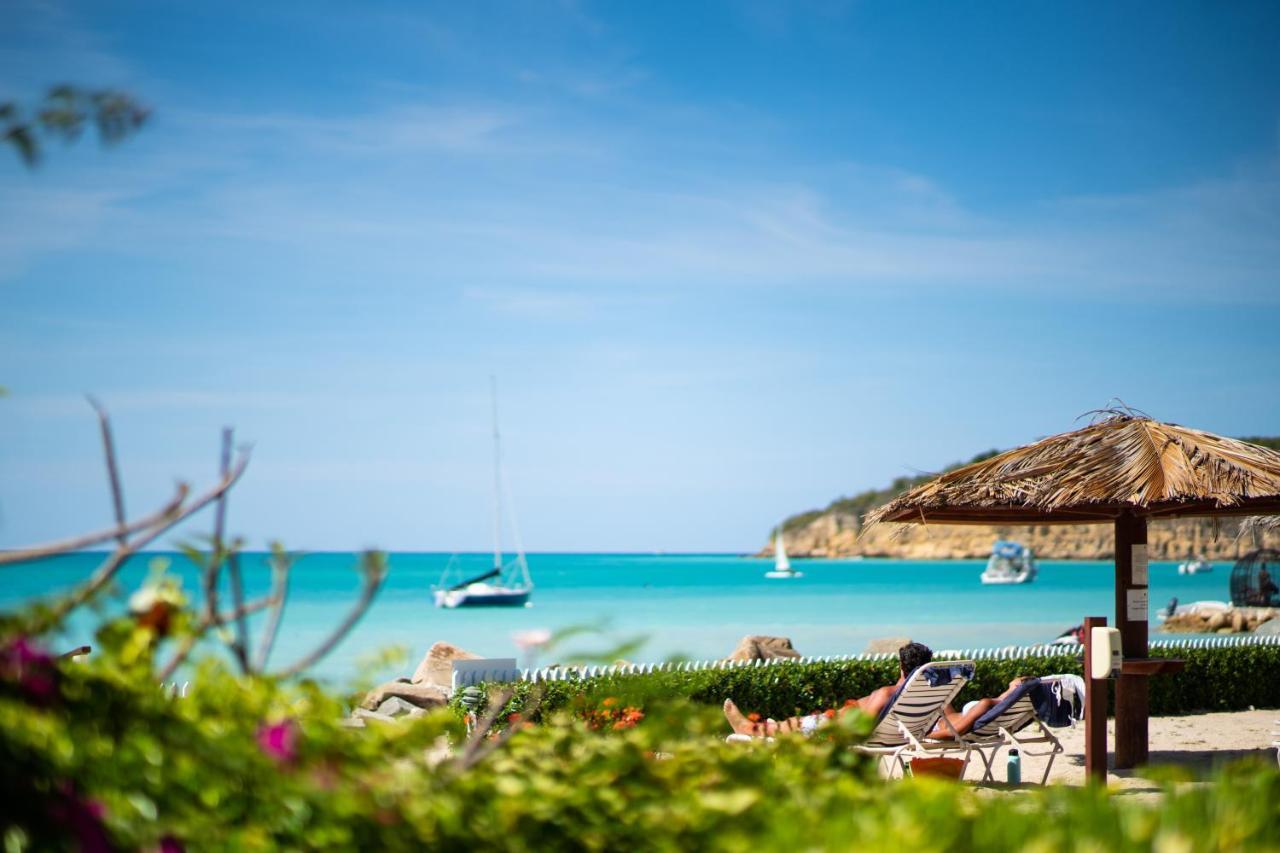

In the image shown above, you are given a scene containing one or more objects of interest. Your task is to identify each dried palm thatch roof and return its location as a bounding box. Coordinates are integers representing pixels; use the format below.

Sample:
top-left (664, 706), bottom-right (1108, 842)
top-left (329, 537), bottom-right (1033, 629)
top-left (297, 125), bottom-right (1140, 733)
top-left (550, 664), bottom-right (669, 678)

top-left (866, 414), bottom-right (1280, 527)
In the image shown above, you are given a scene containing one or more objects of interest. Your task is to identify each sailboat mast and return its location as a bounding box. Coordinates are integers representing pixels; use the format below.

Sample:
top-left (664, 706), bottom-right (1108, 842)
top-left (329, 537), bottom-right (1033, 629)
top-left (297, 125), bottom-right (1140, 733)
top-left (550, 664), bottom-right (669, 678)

top-left (491, 376), bottom-right (502, 571)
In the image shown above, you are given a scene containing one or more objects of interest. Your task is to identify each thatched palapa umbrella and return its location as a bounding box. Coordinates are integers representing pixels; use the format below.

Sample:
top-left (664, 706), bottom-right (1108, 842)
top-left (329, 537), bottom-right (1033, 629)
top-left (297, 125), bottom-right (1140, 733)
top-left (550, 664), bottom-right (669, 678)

top-left (865, 411), bottom-right (1280, 768)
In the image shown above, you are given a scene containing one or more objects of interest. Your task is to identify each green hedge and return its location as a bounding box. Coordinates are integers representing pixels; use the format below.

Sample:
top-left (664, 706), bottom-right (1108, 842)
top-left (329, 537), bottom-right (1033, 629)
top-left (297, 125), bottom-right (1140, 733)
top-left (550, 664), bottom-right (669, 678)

top-left (457, 644), bottom-right (1280, 721)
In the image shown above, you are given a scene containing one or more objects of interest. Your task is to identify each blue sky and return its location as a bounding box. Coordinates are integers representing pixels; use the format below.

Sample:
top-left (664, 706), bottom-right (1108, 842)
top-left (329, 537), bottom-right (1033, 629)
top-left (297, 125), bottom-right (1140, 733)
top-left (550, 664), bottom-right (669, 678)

top-left (2, 1), bottom-right (1278, 552)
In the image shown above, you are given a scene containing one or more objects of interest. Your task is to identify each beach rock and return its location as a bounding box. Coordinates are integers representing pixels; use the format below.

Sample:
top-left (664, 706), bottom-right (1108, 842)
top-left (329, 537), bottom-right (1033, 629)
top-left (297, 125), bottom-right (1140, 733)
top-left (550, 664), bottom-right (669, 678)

top-left (726, 635), bottom-right (801, 662)
top-left (377, 696), bottom-right (426, 719)
top-left (1206, 612), bottom-right (1228, 631)
top-left (412, 641), bottom-right (482, 690)
top-left (360, 680), bottom-right (449, 711)
top-left (353, 708), bottom-right (396, 724)
top-left (1254, 617), bottom-right (1280, 635)
top-left (864, 637), bottom-right (911, 655)
top-left (1231, 610), bottom-right (1246, 633)
top-left (340, 717), bottom-right (367, 729)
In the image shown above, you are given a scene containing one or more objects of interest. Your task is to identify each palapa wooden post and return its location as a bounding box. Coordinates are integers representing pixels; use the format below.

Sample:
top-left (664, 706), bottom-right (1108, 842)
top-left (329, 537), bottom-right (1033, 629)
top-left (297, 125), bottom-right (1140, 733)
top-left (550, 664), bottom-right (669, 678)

top-left (1082, 615), bottom-right (1108, 782)
top-left (1113, 513), bottom-right (1149, 769)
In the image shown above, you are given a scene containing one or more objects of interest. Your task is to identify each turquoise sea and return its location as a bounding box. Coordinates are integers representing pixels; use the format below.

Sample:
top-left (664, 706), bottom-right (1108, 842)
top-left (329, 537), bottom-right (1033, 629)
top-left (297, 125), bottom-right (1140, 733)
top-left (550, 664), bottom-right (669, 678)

top-left (0, 552), bottom-right (1231, 683)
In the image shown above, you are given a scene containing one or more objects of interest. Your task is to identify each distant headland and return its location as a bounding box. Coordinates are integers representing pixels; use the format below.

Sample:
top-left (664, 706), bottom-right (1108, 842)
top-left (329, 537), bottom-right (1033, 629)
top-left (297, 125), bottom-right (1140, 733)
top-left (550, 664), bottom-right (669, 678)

top-left (764, 437), bottom-right (1280, 561)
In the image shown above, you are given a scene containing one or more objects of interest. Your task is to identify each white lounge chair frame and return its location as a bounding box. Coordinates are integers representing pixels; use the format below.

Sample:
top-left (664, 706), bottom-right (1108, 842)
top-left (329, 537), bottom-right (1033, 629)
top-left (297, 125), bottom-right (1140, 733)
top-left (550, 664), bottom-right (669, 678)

top-left (853, 660), bottom-right (976, 779)
top-left (961, 683), bottom-right (1064, 785)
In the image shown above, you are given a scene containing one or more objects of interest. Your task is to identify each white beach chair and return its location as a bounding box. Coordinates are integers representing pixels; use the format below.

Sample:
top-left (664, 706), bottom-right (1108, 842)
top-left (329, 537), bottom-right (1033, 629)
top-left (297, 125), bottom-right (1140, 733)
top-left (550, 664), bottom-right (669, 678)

top-left (853, 660), bottom-right (976, 779)
top-left (961, 677), bottom-right (1063, 785)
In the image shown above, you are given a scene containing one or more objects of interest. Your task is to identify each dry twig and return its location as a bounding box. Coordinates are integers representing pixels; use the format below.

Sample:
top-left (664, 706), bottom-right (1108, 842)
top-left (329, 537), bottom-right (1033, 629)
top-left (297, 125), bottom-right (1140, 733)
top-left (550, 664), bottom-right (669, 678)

top-left (87, 396), bottom-right (127, 547)
top-left (274, 551), bottom-right (387, 677)
top-left (254, 544), bottom-right (294, 672)
top-left (454, 686), bottom-right (544, 771)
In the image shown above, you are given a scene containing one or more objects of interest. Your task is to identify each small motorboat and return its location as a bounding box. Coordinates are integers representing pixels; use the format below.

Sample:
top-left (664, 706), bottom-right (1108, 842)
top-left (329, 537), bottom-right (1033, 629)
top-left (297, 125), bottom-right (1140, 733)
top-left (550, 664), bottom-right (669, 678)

top-left (981, 540), bottom-right (1036, 585)
top-left (765, 529), bottom-right (803, 579)
top-left (1156, 599), bottom-right (1230, 623)
top-left (1178, 555), bottom-right (1213, 575)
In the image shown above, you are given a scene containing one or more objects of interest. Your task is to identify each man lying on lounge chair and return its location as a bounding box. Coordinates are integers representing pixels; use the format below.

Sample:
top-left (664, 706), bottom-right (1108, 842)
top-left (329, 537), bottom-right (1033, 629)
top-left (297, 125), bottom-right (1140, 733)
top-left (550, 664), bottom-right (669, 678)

top-left (723, 642), bottom-right (935, 736)
top-left (724, 642), bottom-right (1030, 739)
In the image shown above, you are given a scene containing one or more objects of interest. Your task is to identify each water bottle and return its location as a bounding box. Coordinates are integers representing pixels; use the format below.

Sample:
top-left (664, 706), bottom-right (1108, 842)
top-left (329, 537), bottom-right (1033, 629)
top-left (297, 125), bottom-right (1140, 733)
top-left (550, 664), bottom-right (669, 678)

top-left (1006, 748), bottom-right (1022, 785)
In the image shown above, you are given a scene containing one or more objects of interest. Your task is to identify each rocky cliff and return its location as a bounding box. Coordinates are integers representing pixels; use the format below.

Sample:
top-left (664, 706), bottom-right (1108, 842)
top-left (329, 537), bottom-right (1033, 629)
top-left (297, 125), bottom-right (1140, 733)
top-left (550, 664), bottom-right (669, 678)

top-left (765, 436), bottom-right (1280, 561)
top-left (764, 512), bottom-right (1279, 561)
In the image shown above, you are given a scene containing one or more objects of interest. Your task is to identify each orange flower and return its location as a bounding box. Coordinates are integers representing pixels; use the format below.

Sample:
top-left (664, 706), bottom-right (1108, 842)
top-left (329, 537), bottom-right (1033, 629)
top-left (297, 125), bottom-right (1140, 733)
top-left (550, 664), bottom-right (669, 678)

top-left (747, 712), bottom-right (761, 722)
top-left (822, 708), bottom-right (836, 719)
top-left (602, 697), bottom-right (616, 708)
top-left (843, 699), bottom-right (858, 708)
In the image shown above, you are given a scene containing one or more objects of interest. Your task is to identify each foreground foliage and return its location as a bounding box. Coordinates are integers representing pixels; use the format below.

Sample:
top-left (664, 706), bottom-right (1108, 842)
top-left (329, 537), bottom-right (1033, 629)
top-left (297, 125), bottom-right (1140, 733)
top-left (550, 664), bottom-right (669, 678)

top-left (4, 616), bottom-right (1280, 851)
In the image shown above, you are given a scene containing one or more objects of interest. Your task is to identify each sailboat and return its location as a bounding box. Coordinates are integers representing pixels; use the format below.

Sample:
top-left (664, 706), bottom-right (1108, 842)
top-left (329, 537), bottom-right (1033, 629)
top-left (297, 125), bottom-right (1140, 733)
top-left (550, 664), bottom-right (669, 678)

top-left (765, 529), bottom-right (803, 579)
top-left (432, 379), bottom-right (533, 609)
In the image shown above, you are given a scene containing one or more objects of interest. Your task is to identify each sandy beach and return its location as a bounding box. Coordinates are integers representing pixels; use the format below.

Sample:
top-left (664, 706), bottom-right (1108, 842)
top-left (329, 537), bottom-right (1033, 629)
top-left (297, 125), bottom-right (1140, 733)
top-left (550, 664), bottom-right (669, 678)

top-left (958, 709), bottom-right (1278, 791)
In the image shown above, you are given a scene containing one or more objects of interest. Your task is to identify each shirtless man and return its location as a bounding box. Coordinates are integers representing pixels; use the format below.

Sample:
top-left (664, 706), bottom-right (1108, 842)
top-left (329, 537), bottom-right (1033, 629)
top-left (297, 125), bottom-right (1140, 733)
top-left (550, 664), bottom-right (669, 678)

top-left (723, 642), bottom-right (935, 736)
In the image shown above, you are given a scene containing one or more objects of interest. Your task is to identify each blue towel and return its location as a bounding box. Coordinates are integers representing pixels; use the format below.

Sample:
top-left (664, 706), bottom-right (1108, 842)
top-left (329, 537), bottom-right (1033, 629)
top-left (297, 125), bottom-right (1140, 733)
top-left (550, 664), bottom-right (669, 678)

top-left (924, 663), bottom-right (976, 686)
top-left (972, 677), bottom-right (1041, 733)
top-left (1030, 681), bottom-right (1076, 728)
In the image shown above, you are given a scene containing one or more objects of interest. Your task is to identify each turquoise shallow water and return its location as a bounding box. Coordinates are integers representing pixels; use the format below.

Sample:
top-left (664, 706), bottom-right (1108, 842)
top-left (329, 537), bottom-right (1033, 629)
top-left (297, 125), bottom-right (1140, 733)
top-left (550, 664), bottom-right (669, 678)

top-left (0, 552), bottom-right (1231, 683)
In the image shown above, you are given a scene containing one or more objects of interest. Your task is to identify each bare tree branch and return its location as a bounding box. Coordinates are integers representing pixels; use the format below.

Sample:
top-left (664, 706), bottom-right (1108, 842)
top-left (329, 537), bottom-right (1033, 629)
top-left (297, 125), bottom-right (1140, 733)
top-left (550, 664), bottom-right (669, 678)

top-left (202, 428), bottom-right (234, 625)
top-left (87, 396), bottom-right (127, 547)
top-left (33, 449), bottom-right (251, 632)
top-left (156, 587), bottom-right (280, 682)
top-left (227, 552), bottom-right (250, 672)
top-left (274, 551), bottom-right (386, 677)
top-left (0, 486), bottom-right (188, 566)
top-left (254, 544), bottom-right (294, 672)
top-left (454, 686), bottom-right (544, 772)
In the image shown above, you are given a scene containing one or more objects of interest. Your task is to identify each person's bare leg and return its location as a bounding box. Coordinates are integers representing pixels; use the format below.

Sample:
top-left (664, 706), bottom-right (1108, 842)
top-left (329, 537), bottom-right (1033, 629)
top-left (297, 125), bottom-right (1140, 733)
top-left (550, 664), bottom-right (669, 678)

top-left (723, 699), bottom-right (759, 735)
top-left (725, 699), bottom-right (813, 736)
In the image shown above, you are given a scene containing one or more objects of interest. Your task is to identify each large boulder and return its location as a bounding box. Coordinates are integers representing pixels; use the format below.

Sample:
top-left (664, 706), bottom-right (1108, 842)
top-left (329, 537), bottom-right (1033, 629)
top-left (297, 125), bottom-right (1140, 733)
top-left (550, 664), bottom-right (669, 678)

top-left (377, 696), bottom-right (427, 719)
top-left (360, 679), bottom-right (449, 711)
top-left (864, 637), bottom-right (911, 655)
top-left (1254, 616), bottom-right (1280, 635)
top-left (726, 635), bottom-right (801, 662)
top-left (412, 641), bottom-right (483, 690)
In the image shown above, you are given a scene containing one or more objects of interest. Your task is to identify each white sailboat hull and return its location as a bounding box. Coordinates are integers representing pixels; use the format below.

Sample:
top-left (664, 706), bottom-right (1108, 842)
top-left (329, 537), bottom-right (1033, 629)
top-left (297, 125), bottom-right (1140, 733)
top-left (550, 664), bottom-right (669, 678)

top-left (766, 530), bottom-right (801, 579)
top-left (434, 583), bottom-right (532, 609)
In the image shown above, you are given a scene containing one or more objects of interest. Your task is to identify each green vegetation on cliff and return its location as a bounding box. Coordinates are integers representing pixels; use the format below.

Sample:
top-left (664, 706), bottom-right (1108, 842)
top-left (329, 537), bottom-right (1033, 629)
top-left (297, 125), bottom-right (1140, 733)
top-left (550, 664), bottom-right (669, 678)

top-left (782, 435), bottom-right (1280, 535)
top-left (781, 449), bottom-right (1000, 533)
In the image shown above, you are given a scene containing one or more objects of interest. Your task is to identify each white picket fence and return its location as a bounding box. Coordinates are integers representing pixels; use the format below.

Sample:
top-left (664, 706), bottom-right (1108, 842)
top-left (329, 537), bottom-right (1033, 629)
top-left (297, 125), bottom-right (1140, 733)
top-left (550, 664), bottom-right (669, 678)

top-left (444, 633), bottom-right (1280, 689)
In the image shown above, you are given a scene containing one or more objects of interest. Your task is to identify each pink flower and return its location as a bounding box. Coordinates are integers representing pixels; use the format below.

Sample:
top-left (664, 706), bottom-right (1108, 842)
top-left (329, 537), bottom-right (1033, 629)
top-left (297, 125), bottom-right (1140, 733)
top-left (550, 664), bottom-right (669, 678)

top-left (0, 636), bottom-right (59, 705)
top-left (257, 719), bottom-right (299, 764)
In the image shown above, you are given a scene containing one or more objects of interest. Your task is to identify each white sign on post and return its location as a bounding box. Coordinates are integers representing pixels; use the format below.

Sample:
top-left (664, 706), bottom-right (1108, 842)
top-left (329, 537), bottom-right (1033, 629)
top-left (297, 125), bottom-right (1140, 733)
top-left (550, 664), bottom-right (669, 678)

top-left (1126, 588), bottom-right (1148, 622)
top-left (1131, 543), bottom-right (1149, 586)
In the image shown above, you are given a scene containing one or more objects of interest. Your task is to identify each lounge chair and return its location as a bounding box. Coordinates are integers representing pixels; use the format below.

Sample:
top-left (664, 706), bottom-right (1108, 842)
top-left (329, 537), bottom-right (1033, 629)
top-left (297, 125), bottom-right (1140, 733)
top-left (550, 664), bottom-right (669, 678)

top-left (853, 660), bottom-right (976, 778)
top-left (725, 661), bottom-right (976, 779)
top-left (962, 676), bottom-right (1064, 785)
